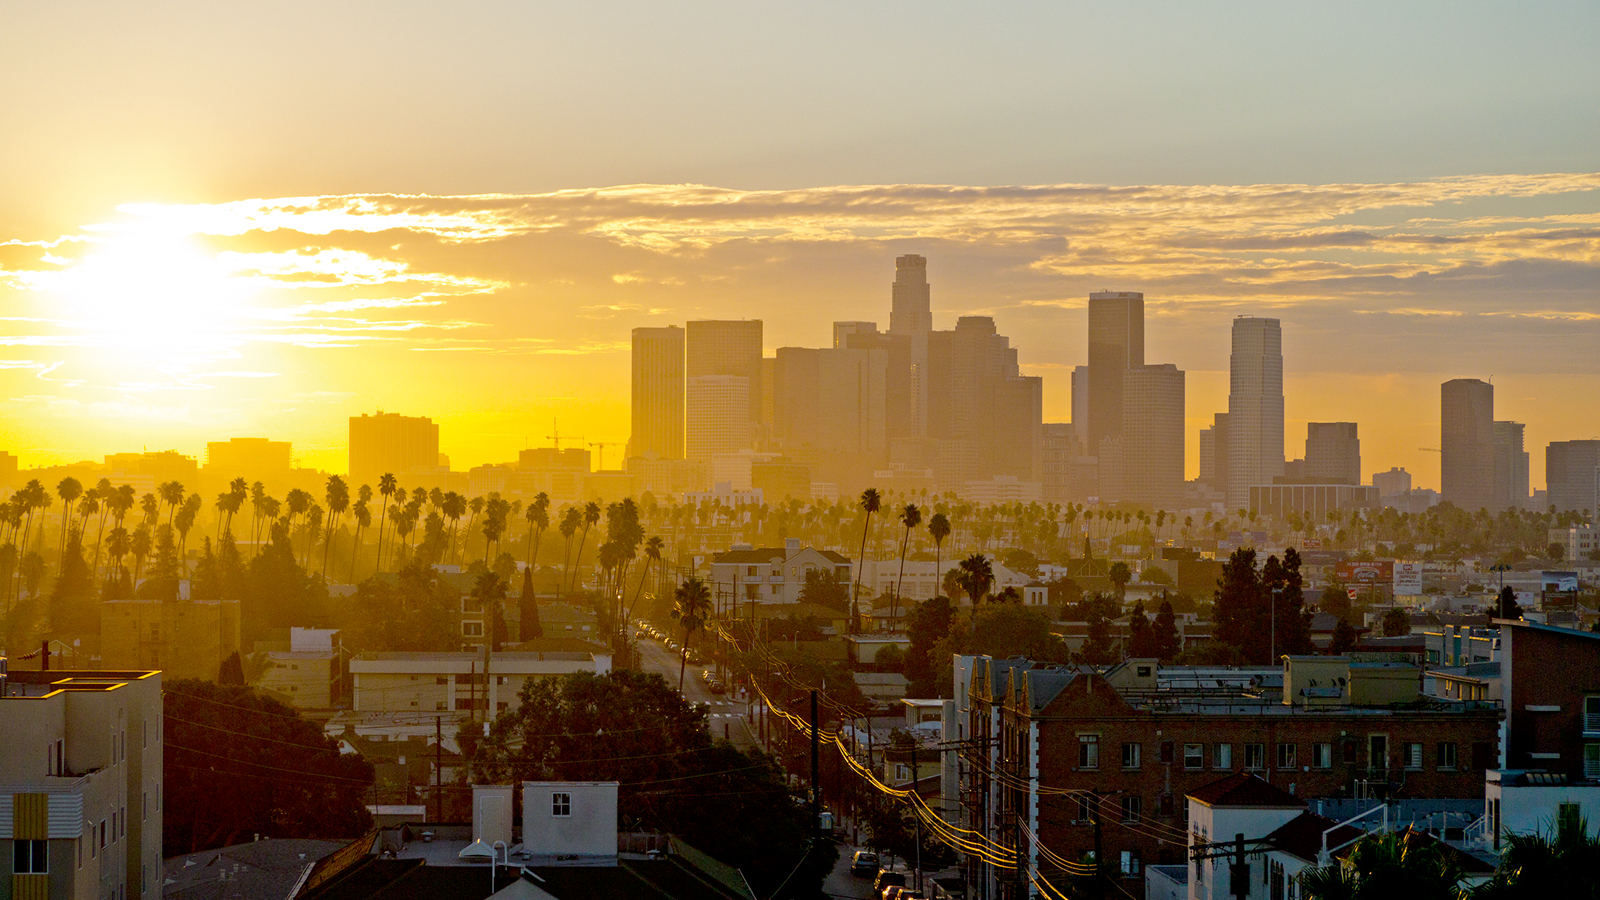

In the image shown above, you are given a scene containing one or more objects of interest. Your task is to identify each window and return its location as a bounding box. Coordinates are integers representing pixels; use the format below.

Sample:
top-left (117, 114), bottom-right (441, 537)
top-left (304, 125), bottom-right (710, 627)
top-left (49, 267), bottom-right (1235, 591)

top-left (1120, 849), bottom-right (1142, 877)
top-left (463, 622), bottom-right (484, 637)
top-left (1121, 743), bottom-right (1141, 770)
top-left (551, 792), bottom-right (572, 817)
top-left (1585, 744), bottom-right (1600, 779)
top-left (1343, 740), bottom-right (1359, 765)
top-left (1404, 743), bottom-right (1424, 771)
top-left (1159, 792), bottom-right (1175, 817)
top-left (1074, 795), bottom-right (1094, 823)
top-left (437, 677), bottom-right (449, 685)
top-left (14, 839), bottom-right (46, 874)
top-left (99, 819), bottom-right (107, 850)
top-left (1214, 743), bottom-right (1233, 770)
top-left (1584, 696), bottom-right (1600, 734)
top-left (1437, 742), bottom-right (1458, 770)
top-left (1184, 743), bottom-right (1204, 770)
top-left (1120, 795), bottom-right (1142, 823)
top-left (1277, 743), bottom-right (1297, 769)
top-left (1313, 743), bottom-right (1332, 769)
top-left (1160, 741), bottom-right (1174, 764)
top-left (1078, 735), bottom-right (1099, 769)
top-left (1369, 735), bottom-right (1389, 768)
top-left (89, 822), bottom-right (96, 859)
top-left (1244, 743), bottom-right (1265, 770)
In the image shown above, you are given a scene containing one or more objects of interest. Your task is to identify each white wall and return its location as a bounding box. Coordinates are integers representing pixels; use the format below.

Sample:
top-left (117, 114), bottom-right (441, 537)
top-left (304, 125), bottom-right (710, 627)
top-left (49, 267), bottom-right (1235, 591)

top-left (520, 782), bottom-right (618, 858)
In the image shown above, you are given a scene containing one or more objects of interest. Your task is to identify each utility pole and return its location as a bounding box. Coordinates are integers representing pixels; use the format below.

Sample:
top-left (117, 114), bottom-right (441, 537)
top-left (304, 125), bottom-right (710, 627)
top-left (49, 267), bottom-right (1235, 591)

top-left (810, 690), bottom-right (821, 840)
top-left (1231, 833), bottom-right (1249, 900)
top-left (911, 743), bottom-right (922, 895)
top-left (1091, 790), bottom-right (1104, 900)
top-left (434, 716), bottom-right (442, 822)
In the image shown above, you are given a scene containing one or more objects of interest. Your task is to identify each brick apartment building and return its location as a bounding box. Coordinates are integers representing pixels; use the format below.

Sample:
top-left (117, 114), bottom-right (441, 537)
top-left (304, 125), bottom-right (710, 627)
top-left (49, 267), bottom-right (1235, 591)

top-left (962, 655), bottom-right (1502, 899)
top-left (1499, 619), bottom-right (1600, 779)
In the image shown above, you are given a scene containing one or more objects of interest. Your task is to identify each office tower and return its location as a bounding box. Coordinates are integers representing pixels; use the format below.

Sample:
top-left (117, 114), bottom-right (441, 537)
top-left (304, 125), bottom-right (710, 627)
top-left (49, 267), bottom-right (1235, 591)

top-left (0, 449), bottom-right (16, 489)
top-left (1225, 317), bottom-right (1284, 511)
top-left (630, 326), bottom-right (685, 460)
top-left (349, 412), bottom-right (441, 487)
top-left (205, 437), bottom-right (292, 477)
top-left (1304, 422), bottom-right (1361, 485)
top-left (833, 321), bottom-right (877, 348)
top-left (890, 255), bottom-right (933, 439)
top-left (1440, 379), bottom-right (1495, 511)
top-left (1205, 413), bottom-right (1231, 496)
top-left (687, 320), bottom-right (762, 425)
top-left (926, 316), bottom-right (1043, 481)
top-left (817, 348), bottom-right (888, 456)
top-left (1492, 421), bottom-right (1529, 511)
top-left (686, 376), bottom-right (751, 461)
top-left (1373, 466), bottom-right (1412, 499)
top-left (1199, 426), bottom-right (1216, 488)
top-left (1121, 364), bottom-right (1186, 508)
top-left (1087, 292), bottom-right (1144, 462)
top-left (1042, 423), bottom-right (1074, 501)
top-left (1546, 440), bottom-right (1600, 514)
top-left (836, 322), bottom-right (915, 454)
top-left (1071, 365), bottom-right (1090, 450)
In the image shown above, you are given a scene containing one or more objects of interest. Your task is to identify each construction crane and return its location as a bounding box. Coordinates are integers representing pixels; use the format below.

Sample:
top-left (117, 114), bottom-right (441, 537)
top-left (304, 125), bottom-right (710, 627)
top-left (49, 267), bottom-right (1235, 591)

top-left (547, 420), bottom-right (583, 452)
top-left (589, 442), bottom-right (623, 472)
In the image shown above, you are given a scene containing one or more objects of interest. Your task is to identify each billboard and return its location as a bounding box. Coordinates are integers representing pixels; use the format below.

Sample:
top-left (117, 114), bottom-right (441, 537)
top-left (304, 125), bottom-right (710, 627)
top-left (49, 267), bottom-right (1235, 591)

top-left (1393, 562), bottom-right (1424, 596)
top-left (1542, 571), bottom-right (1579, 593)
top-left (1336, 560), bottom-right (1394, 584)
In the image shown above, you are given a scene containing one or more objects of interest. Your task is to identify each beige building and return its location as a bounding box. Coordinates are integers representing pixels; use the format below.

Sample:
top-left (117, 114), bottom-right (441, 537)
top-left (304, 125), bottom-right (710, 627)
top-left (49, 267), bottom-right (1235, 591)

top-left (257, 652), bottom-right (338, 709)
top-left (350, 651), bottom-right (611, 715)
top-left (0, 664), bottom-right (163, 900)
top-left (100, 599), bottom-right (240, 681)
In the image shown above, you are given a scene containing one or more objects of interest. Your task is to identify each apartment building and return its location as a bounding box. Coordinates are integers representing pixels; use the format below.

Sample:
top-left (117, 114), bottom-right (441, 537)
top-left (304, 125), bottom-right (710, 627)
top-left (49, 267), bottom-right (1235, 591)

top-left (707, 539), bottom-right (853, 606)
top-left (0, 663), bottom-right (163, 900)
top-left (350, 651), bottom-right (611, 715)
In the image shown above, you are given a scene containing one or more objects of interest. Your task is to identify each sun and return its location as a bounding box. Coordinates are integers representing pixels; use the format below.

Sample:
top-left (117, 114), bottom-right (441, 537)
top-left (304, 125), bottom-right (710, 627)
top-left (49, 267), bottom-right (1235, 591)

top-left (54, 224), bottom-right (256, 367)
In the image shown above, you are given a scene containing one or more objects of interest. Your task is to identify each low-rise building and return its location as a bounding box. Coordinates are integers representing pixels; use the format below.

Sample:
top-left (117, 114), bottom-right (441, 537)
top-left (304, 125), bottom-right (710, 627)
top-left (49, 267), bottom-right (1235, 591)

top-left (350, 651), bottom-right (611, 715)
top-left (708, 540), bottom-right (852, 606)
top-left (100, 598), bottom-right (240, 680)
top-left (1, 662), bottom-right (163, 900)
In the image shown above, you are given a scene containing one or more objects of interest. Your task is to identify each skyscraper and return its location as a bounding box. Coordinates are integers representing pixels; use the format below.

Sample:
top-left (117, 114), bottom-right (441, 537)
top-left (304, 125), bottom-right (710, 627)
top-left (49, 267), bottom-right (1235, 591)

top-left (630, 325), bottom-right (684, 460)
top-left (1205, 412), bottom-right (1231, 497)
top-left (1225, 317), bottom-right (1284, 511)
top-left (685, 376), bottom-right (751, 461)
top-left (1071, 365), bottom-right (1090, 452)
top-left (349, 412), bottom-right (441, 487)
top-left (686, 320), bottom-right (763, 425)
top-left (1441, 379), bottom-right (1495, 511)
top-left (1121, 364), bottom-right (1186, 508)
top-left (890, 255), bottom-right (933, 439)
top-left (1087, 292), bottom-right (1144, 461)
top-left (1304, 422), bottom-right (1361, 485)
top-left (1492, 421), bottom-right (1529, 511)
top-left (1546, 440), bottom-right (1600, 515)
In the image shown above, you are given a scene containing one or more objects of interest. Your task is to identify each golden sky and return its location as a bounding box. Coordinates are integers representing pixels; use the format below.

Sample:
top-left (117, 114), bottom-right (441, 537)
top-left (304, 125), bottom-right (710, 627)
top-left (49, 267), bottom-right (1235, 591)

top-left (3, 177), bottom-right (1598, 489)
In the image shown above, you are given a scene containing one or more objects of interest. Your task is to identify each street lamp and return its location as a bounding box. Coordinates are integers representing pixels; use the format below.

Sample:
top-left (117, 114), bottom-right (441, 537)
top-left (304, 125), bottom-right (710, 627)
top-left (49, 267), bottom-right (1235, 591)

top-left (1490, 563), bottom-right (1512, 617)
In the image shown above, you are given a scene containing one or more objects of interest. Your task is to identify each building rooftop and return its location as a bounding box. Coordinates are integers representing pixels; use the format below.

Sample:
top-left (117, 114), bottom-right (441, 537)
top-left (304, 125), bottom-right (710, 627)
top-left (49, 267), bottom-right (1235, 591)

top-left (163, 837), bottom-right (353, 900)
top-left (1188, 772), bottom-right (1305, 808)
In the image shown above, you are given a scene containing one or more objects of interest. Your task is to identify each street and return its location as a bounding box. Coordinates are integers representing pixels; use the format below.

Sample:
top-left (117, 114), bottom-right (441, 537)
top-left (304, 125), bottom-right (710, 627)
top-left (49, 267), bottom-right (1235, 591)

top-left (822, 840), bottom-right (878, 900)
top-left (633, 627), bottom-right (761, 751)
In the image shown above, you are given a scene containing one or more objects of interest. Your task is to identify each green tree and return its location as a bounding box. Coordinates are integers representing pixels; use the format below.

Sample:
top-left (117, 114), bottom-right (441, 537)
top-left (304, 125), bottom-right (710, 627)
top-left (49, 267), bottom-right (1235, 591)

top-left (1299, 829), bottom-right (1468, 900)
top-left (893, 503), bottom-right (921, 622)
top-left (1496, 585), bottom-right (1524, 620)
top-left (48, 533), bottom-right (96, 633)
top-left (1472, 815), bottom-right (1600, 899)
top-left (1108, 561), bottom-right (1132, 601)
top-left (671, 576), bottom-right (712, 692)
top-left (1381, 608), bottom-right (1411, 637)
top-left (341, 558), bottom-right (461, 652)
top-left (928, 512), bottom-right (951, 582)
top-left (1153, 599), bottom-right (1181, 661)
top-left (518, 565), bottom-right (543, 640)
top-left (955, 553), bottom-right (994, 605)
top-left (798, 566), bottom-right (850, 611)
top-left (853, 487), bottom-right (882, 632)
top-left (1127, 599), bottom-right (1158, 658)
top-left (905, 596), bottom-right (956, 697)
top-left (1331, 619), bottom-right (1360, 654)
top-left (472, 571), bottom-right (510, 650)
top-left (1320, 583), bottom-right (1353, 620)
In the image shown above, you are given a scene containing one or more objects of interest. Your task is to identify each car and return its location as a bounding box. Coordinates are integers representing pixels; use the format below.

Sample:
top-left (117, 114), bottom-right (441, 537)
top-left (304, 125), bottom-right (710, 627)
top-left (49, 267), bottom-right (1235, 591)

top-left (872, 870), bottom-right (906, 896)
top-left (709, 680), bottom-right (726, 695)
top-left (850, 850), bottom-right (879, 877)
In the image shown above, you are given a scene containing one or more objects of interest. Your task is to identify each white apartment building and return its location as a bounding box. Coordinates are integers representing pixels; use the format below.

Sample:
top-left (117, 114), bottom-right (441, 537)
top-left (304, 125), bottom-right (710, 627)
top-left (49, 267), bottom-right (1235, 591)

top-left (0, 662), bottom-right (163, 900)
top-left (707, 539), bottom-right (852, 605)
top-left (1549, 524), bottom-right (1598, 562)
top-left (350, 651), bottom-right (611, 715)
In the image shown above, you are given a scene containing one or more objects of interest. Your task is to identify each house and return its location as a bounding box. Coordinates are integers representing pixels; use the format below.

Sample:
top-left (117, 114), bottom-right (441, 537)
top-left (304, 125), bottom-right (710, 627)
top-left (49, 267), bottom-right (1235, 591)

top-left (708, 540), bottom-right (852, 607)
top-left (1, 663), bottom-right (164, 900)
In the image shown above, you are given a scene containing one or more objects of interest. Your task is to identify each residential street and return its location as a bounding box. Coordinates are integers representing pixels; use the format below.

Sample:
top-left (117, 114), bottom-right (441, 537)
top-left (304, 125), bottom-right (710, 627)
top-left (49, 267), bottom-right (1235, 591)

top-left (633, 627), bottom-right (761, 752)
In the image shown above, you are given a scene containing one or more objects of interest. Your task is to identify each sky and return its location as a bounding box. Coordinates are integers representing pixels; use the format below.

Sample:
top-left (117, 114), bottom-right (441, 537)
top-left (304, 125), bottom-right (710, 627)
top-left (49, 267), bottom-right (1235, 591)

top-left (2, 2), bottom-right (1597, 489)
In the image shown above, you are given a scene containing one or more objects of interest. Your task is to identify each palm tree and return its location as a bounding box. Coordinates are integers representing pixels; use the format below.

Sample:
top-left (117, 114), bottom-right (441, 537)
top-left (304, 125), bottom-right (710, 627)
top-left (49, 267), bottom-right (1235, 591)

top-left (1473, 816), bottom-right (1600, 898)
top-left (894, 503), bottom-right (921, 627)
top-left (1108, 561), bottom-right (1132, 602)
top-left (524, 493), bottom-right (550, 568)
top-left (1299, 828), bottom-right (1467, 900)
top-left (852, 487), bottom-right (881, 633)
top-left (671, 576), bottom-right (712, 692)
top-left (440, 492), bottom-right (466, 565)
top-left (956, 553), bottom-right (994, 605)
top-left (55, 477), bottom-right (82, 567)
top-left (571, 501), bottom-right (600, 593)
top-left (558, 507), bottom-right (581, 594)
top-left (625, 535), bottom-right (664, 622)
top-left (158, 480), bottom-right (185, 527)
top-left (348, 500), bottom-right (371, 583)
top-left (106, 526), bottom-right (131, 588)
top-left (129, 525), bottom-right (152, 584)
top-left (175, 494), bottom-right (200, 576)
top-left (928, 512), bottom-right (951, 593)
top-left (322, 475), bottom-right (350, 578)
top-left (89, 478), bottom-right (114, 581)
top-left (376, 473), bottom-right (397, 574)
top-left (481, 498), bottom-right (507, 565)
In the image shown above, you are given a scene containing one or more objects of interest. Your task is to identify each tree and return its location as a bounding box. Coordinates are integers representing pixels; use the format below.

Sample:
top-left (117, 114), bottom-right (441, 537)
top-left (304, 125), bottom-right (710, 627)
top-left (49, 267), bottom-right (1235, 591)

top-left (1127, 600), bottom-right (1158, 658)
top-left (671, 576), bottom-right (712, 692)
top-left (1214, 547), bottom-right (1313, 664)
top-left (1331, 619), bottom-right (1360, 654)
top-left (798, 566), bottom-right (850, 611)
top-left (928, 512), bottom-right (951, 582)
top-left (54, 476), bottom-right (82, 569)
top-left (1496, 585), bottom-right (1524, 620)
top-left (904, 596), bottom-right (956, 697)
top-left (1381, 608), bottom-right (1411, 637)
top-left (321, 475), bottom-right (350, 579)
top-left (1080, 614), bottom-right (1119, 665)
top-left (1473, 815), bottom-right (1600, 899)
top-left (1548, 542), bottom-right (1564, 561)
top-left (1108, 561), bottom-right (1132, 601)
top-left (163, 679), bottom-right (373, 856)
top-left (853, 488), bottom-right (882, 632)
top-left (893, 503), bottom-right (921, 625)
top-left (571, 500), bottom-right (601, 592)
top-left (1299, 829), bottom-right (1468, 900)
top-left (340, 558), bottom-right (461, 652)
top-left (1153, 600), bottom-right (1181, 661)
top-left (48, 533), bottom-right (96, 633)
top-left (558, 506), bottom-right (581, 591)
top-left (375, 472), bottom-right (397, 574)
top-left (524, 493), bottom-right (550, 567)
top-left (472, 571), bottom-right (509, 651)
top-left (954, 553), bottom-right (994, 605)
top-left (1320, 583), bottom-right (1353, 620)
top-left (519, 565), bottom-right (543, 640)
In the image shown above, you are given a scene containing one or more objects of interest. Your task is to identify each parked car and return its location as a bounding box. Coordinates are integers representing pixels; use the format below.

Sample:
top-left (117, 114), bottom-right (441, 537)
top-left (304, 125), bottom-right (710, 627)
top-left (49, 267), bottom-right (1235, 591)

top-left (709, 680), bottom-right (727, 695)
top-left (872, 871), bottom-right (906, 896)
top-left (849, 850), bottom-right (879, 877)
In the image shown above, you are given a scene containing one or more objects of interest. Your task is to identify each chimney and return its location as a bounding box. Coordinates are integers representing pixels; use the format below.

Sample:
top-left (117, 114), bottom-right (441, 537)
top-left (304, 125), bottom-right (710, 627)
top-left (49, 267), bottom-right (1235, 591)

top-left (784, 538), bottom-right (801, 556)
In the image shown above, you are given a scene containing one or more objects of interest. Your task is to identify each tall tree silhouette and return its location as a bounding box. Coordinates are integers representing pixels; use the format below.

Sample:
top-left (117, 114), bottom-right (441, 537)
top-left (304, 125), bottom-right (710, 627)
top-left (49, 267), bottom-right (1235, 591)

top-left (852, 487), bottom-right (881, 633)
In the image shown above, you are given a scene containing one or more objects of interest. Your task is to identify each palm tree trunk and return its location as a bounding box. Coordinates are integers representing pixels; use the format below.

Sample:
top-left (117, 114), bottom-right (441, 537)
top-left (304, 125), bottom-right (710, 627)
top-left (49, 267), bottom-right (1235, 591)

top-left (375, 500), bottom-right (388, 576)
top-left (678, 627), bottom-right (690, 693)
top-left (624, 558), bottom-right (651, 622)
top-left (853, 514), bottom-right (872, 632)
top-left (894, 528), bottom-right (910, 627)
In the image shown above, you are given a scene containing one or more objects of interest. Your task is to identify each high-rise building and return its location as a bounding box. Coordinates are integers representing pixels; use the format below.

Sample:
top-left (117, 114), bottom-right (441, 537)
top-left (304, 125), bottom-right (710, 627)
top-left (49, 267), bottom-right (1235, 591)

top-left (686, 375), bottom-right (751, 461)
top-left (1492, 421), bottom-right (1530, 511)
top-left (686, 320), bottom-right (762, 426)
top-left (630, 326), bottom-right (684, 460)
top-left (1087, 292), bottom-right (1144, 462)
top-left (1440, 379), bottom-right (1495, 511)
top-left (1225, 317), bottom-right (1284, 511)
top-left (1373, 466), bottom-right (1412, 500)
top-left (1546, 440), bottom-right (1600, 515)
top-left (1304, 422), bottom-right (1360, 485)
top-left (0, 450), bottom-right (16, 490)
top-left (205, 437), bottom-right (292, 479)
top-left (349, 412), bottom-right (442, 487)
top-left (1121, 364), bottom-right (1186, 508)
top-left (1070, 365), bottom-right (1090, 451)
top-left (1202, 412), bottom-right (1231, 497)
top-left (926, 316), bottom-right (1042, 482)
top-left (1042, 423), bottom-right (1074, 502)
top-left (890, 255), bottom-right (933, 439)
